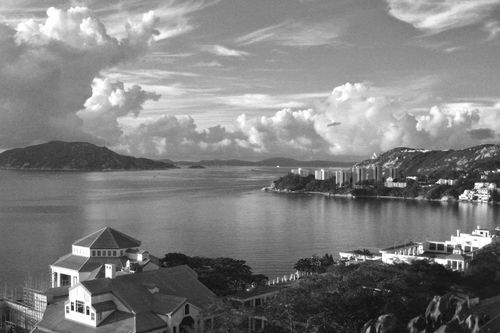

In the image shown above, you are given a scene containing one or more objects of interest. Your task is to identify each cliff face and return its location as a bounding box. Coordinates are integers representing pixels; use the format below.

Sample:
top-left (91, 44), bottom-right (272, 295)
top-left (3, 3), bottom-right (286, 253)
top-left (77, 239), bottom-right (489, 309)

top-left (0, 141), bottom-right (175, 171)
top-left (355, 144), bottom-right (500, 177)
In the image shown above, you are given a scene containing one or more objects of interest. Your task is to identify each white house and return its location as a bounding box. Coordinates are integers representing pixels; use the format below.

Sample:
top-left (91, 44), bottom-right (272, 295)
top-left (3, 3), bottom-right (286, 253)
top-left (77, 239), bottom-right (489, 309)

top-left (33, 265), bottom-right (217, 333)
top-left (50, 227), bottom-right (159, 289)
top-left (379, 227), bottom-right (499, 271)
top-left (436, 179), bottom-right (458, 186)
top-left (384, 177), bottom-right (407, 188)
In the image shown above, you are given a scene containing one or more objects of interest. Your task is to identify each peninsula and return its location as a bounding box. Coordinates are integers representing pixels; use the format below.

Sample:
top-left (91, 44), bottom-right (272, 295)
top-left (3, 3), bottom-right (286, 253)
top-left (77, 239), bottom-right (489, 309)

top-left (267, 144), bottom-right (500, 203)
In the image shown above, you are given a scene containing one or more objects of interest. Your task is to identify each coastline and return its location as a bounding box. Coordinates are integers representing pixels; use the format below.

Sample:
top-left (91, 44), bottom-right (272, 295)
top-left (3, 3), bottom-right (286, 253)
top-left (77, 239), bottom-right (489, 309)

top-left (263, 186), bottom-right (498, 204)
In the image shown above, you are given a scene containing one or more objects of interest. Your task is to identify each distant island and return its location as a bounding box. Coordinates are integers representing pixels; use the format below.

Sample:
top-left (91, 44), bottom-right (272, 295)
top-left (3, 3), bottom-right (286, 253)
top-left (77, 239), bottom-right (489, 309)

top-left (0, 141), bottom-right (176, 171)
top-left (188, 165), bottom-right (206, 169)
top-left (267, 144), bottom-right (500, 203)
top-left (170, 157), bottom-right (356, 167)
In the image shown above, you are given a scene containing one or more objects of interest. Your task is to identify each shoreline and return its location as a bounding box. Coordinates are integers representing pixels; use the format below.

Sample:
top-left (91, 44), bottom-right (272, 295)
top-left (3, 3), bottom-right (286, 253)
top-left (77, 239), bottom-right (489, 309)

top-left (263, 187), bottom-right (498, 204)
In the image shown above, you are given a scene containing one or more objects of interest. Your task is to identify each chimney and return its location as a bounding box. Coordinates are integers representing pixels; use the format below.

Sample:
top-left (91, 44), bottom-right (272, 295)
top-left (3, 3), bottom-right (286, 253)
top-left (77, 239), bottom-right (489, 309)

top-left (457, 229), bottom-right (460, 237)
top-left (105, 263), bottom-right (116, 279)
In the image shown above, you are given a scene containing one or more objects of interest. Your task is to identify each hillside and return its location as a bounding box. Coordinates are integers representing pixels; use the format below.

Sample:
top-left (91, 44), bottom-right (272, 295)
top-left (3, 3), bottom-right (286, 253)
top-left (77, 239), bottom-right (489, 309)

top-left (356, 144), bottom-right (500, 177)
top-left (0, 141), bottom-right (175, 171)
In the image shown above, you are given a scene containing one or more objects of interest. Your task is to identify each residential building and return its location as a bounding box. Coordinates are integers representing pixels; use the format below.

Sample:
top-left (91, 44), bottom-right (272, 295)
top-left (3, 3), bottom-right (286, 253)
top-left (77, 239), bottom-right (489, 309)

top-left (335, 169), bottom-right (352, 187)
top-left (314, 169), bottom-right (334, 181)
top-left (50, 227), bottom-right (159, 289)
top-left (32, 265), bottom-right (217, 333)
top-left (352, 166), bottom-right (367, 185)
top-left (384, 177), bottom-right (407, 188)
top-left (436, 179), bottom-right (458, 186)
top-left (459, 182), bottom-right (498, 202)
top-left (290, 168), bottom-right (312, 177)
top-left (378, 227), bottom-right (500, 271)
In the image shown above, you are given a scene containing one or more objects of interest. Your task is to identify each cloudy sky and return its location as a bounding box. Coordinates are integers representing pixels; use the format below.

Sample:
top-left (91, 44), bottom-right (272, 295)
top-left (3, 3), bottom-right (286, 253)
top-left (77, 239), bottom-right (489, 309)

top-left (1, 0), bottom-right (500, 160)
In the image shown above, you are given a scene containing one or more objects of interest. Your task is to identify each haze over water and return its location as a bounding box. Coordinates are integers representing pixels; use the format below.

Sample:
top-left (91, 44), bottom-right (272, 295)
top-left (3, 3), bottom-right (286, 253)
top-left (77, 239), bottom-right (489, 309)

top-left (1, 167), bottom-right (500, 289)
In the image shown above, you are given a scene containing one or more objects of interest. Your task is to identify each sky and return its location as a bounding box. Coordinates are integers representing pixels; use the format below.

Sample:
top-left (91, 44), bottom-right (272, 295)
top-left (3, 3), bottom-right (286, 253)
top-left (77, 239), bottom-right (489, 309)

top-left (1, 0), bottom-right (500, 161)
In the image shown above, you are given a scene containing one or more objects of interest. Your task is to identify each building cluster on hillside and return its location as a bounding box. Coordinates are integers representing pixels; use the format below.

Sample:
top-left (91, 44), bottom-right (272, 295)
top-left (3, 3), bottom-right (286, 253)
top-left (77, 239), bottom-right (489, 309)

top-left (459, 182), bottom-right (498, 203)
top-left (0, 227), bottom-right (297, 333)
top-left (291, 165), bottom-right (401, 187)
top-left (340, 226), bottom-right (500, 272)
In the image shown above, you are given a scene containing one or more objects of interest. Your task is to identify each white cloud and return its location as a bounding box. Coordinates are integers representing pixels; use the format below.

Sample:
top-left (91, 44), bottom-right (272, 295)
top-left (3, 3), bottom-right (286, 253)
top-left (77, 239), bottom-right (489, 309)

top-left (217, 94), bottom-right (305, 109)
top-left (77, 78), bottom-right (160, 143)
top-left (111, 82), bottom-right (500, 160)
top-left (0, 7), bottom-right (159, 147)
top-left (385, 0), bottom-right (500, 34)
top-left (201, 44), bottom-right (249, 57)
top-left (236, 20), bottom-right (342, 47)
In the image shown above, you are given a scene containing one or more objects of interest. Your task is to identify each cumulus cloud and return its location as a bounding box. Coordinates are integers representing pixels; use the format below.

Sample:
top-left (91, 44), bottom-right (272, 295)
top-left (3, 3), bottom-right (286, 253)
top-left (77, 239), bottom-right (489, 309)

top-left (113, 82), bottom-right (498, 160)
top-left (77, 78), bottom-right (160, 143)
top-left (385, 0), bottom-right (500, 34)
top-left (0, 7), bottom-right (159, 147)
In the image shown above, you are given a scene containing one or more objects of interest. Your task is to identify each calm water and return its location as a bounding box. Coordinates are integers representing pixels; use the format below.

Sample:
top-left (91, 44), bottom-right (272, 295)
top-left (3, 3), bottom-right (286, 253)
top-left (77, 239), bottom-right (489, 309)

top-left (1, 167), bottom-right (500, 289)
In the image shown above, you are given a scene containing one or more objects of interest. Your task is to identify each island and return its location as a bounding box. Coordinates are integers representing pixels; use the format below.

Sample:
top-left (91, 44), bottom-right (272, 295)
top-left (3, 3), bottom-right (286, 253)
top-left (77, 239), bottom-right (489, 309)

top-left (0, 141), bottom-right (176, 171)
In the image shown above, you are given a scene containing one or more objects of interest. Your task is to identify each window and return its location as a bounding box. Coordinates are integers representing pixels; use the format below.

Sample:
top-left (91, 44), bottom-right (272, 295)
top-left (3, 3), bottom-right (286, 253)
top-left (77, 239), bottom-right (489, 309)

top-left (429, 243), bottom-right (436, 250)
top-left (464, 246), bottom-right (471, 252)
top-left (73, 276), bottom-right (77, 285)
top-left (65, 306), bottom-right (69, 314)
top-left (97, 250), bottom-right (101, 256)
top-left (91, 313), bottom-right (95, 321)
top-left (92, 251), bottom-right (96, 256)
top-left (437, 244), bottom-right (445, 251)
top-left (86, 306), bottom-right (90, 315)
top-left (185, 304), bottom-right (190, 315)
top-left (71, 302), bottom-right (74, 311)
top-left (173, 326), bottom-right (177, 333)
top-left (446, 245), bottom-right (453, 253)
top-left (113, 251), bottom-right (116, 256)
top-left (76, 300), bottom-right (84, 313)
top-left (108, 250), bottom-right (111, 256)
top-left (120, 250), bottom-right (124, 256)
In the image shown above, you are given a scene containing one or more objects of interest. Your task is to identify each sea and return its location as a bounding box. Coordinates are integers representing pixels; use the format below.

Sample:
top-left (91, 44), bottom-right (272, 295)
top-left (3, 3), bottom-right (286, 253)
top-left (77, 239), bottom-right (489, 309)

top-left (1, 166), bottom-right (500, 289)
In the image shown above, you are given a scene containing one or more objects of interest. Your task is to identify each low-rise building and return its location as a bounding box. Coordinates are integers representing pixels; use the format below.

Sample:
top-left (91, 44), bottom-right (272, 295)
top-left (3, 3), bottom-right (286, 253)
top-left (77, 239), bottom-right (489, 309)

top-left (436, 179), bottom-right (458, 186)
top-left (459, 182), bottom-right (498, 202)
top-left (32, 265), bottom-right (217, 333)
top-left (384, 177), bottom-right (407, 188)
top-left (50, 227), bottom-right (159, 289)
top-left (378, 227), bottom-right (499, 271)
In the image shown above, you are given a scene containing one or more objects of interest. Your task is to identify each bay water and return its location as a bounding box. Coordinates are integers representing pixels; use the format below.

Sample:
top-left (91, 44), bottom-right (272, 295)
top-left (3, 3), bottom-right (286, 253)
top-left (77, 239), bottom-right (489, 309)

top-left (1, 167), bottom-right (499, 289)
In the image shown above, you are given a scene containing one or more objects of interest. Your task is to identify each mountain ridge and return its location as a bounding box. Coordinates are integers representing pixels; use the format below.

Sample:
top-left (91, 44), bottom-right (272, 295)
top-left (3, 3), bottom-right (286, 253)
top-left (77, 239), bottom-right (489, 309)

top-left (355, 144), bottom-right (500, 177)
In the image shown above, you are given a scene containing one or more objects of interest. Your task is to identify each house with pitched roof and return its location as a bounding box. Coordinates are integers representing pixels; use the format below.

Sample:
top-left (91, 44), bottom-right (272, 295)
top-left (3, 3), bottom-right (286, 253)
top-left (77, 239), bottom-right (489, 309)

top-left (32, 265), bottom-right (218, 333)
top-left (50, 227), bottom-right (159, 288)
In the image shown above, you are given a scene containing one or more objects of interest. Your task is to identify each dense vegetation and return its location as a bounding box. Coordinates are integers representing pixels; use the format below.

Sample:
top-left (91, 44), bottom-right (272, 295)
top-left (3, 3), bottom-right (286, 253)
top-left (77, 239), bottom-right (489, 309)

top-left (257, 243), bottom-right (500, 333)
top-left (271, 172), bottom-right (500, 202)
top-left (160, 253), bottom-right (267, 296)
